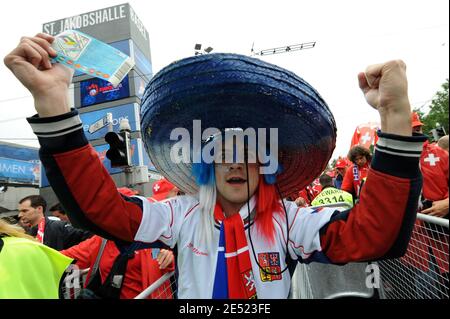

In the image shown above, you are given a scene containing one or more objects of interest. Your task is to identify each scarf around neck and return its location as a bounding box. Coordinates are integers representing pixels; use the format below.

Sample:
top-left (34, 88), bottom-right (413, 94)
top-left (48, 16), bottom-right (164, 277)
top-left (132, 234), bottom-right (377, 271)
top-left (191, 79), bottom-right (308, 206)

top-left (212, 204), bottom-right (257, 299)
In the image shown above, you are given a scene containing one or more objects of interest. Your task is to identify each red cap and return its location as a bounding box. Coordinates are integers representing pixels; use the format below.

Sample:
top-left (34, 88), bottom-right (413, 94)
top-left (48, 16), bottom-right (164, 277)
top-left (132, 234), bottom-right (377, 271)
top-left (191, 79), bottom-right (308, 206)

top-left (411, 112), bottom-right (423, 128)
top-left (148, 179), bottom-right (178, 202)
top-left (335, 159), bottom-right (347, 169)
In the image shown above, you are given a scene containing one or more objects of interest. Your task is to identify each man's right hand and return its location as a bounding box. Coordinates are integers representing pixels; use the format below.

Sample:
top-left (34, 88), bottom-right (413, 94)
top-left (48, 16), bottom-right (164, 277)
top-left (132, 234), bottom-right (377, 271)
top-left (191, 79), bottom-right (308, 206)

top-left (3, 33), bottom-right (73, 117)
top-left (358, 60), bottom-right (412, 137)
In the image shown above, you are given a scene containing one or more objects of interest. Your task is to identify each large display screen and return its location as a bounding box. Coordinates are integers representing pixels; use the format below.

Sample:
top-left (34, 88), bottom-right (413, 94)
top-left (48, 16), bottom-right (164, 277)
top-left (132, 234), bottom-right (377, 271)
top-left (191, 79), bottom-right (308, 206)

top-left (80, 74), bottom-right (130, 107)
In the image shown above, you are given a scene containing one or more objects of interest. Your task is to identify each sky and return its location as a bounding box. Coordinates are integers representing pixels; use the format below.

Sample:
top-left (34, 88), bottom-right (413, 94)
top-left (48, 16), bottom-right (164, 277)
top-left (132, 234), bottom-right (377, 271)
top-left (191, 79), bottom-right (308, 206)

top-left (0, 0), bottom-right (448, 160)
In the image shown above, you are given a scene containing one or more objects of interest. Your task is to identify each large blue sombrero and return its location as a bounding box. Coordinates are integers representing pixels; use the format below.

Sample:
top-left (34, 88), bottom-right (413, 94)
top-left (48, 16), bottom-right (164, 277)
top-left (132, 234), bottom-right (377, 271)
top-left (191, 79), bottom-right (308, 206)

top-left (141, 53), bottom-right (336, 196)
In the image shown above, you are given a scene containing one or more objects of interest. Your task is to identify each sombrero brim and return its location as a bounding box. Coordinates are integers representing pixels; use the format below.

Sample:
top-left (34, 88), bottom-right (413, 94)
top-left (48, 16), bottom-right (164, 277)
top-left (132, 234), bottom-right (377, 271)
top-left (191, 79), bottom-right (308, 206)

top-left (141, 53), bottom-right (336, 197)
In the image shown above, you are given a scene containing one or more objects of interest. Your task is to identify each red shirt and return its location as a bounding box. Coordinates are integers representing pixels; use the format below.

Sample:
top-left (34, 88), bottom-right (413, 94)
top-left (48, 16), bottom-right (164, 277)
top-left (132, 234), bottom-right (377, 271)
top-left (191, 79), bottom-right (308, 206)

top-left (341, 163), bottom-right (370, 197)
top-left (420, 141), bottom-right (449, 201)
top-left (61, 235), bottom-right (174, 299)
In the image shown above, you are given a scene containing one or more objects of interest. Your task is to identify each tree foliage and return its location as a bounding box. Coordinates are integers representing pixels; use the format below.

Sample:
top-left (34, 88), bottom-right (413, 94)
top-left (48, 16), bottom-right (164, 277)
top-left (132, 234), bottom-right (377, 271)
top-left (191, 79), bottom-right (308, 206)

top-left (414, 79), bottom-right (449, 140)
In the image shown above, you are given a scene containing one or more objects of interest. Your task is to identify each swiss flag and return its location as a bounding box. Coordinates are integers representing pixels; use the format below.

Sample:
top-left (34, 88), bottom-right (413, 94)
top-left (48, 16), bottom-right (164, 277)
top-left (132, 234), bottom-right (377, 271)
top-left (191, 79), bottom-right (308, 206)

top-left (350, 122), bottom-right (380, 150)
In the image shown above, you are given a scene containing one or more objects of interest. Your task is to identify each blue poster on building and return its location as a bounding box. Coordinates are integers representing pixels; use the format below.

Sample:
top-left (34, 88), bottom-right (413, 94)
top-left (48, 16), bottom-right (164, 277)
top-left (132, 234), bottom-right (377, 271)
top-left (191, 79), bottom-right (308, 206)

top-left (80, 103), bottom-right (140, 141)
top-left (80, 75), bottom-right (130, 107)
top-left (0, 157), bottom-right (40, 185)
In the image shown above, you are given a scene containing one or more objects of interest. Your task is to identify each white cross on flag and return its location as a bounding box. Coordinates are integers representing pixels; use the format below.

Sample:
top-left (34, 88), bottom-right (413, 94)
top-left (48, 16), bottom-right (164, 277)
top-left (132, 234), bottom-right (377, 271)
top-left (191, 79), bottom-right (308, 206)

top-left (424, 153), bottom-right (440, 166)
top-left (361, 132), bottom-right (371, 144)
top-left (350, 122), bottom-right (379, 149)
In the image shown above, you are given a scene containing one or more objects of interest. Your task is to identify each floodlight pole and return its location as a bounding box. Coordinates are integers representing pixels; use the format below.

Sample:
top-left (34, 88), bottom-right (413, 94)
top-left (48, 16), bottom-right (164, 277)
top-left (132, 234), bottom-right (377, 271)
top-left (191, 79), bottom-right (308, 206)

top-left (251, 41), bottom-right (316, 56)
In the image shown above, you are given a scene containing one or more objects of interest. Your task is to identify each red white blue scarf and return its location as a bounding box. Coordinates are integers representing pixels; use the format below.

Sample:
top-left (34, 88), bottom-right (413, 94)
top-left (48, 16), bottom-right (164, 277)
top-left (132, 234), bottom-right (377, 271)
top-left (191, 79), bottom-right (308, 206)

top-left (212, 204), bottom-right (257, 299)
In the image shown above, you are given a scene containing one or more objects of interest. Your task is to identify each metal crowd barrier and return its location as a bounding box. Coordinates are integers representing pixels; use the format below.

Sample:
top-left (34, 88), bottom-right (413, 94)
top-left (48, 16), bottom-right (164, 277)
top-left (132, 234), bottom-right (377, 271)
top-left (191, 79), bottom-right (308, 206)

top-left (291, 262), bottom-right (374, 299)
top-left (378, 213), bottom-right (449, 299)
top-left (290, 202), bottom-right (374, 299)
top-left (290, 209), bottom-right (449, 299)
top-left (62, 267), bottom-right (177, 299)
top-left (131, 212), bottom-right (449, 299)
top-left (134, 271), bottom-right (176, 299)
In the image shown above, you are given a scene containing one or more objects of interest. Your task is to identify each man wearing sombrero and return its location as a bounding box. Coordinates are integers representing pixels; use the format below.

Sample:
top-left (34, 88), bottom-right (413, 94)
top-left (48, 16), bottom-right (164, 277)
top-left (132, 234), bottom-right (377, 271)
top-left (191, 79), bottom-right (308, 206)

top-left (5, 33), bottom-right (427, 299)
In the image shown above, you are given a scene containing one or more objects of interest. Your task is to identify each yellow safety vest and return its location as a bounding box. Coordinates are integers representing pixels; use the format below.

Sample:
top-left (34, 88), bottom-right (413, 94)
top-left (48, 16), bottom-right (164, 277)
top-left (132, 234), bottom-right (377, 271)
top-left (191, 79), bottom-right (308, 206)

top-left (311, 187), bottom-right (354, 207)
top-left (0, 236), bottom-right (73, 299)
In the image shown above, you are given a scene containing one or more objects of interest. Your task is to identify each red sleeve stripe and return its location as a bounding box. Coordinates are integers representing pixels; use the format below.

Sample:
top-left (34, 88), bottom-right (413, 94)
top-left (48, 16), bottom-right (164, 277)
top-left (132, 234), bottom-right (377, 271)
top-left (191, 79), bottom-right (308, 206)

top-left (288, 240), bottom-right (313, 257)
top-left (184, 203), bottom-right (200, 218)
top-left (288, 207), bottom-right (301, 232)
top-left (168, 201), bottom-right (174, 227)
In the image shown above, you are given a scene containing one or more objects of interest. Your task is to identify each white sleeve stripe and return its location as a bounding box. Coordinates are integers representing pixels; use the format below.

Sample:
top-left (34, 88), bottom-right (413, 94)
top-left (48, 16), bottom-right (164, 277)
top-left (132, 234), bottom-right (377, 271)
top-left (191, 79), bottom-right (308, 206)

top-left (34, 124), bottom-right (83, 138)
top-left (377, 136), bottom-right (424, 152)
top-left (29, 114), bottom-right (82, 134)
top-left (375, 146), bottom-right (422, 158)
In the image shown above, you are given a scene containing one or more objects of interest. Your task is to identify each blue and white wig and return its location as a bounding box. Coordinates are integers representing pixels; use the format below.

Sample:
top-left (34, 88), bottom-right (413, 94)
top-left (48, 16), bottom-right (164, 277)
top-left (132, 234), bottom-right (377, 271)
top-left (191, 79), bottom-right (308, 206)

top-left (192, 157), bottom-right (217, 247)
